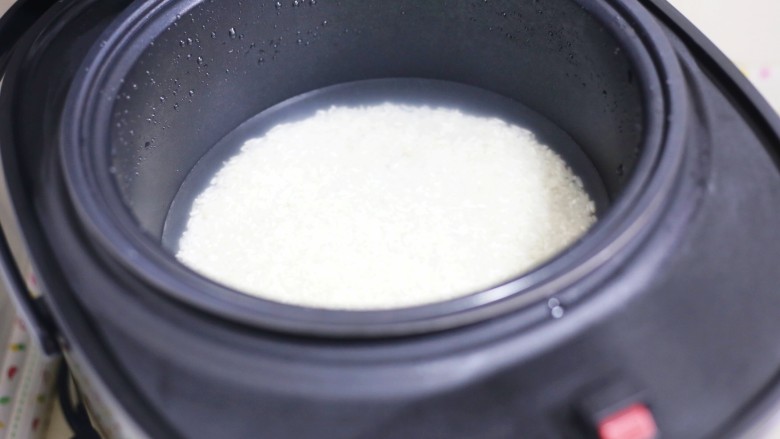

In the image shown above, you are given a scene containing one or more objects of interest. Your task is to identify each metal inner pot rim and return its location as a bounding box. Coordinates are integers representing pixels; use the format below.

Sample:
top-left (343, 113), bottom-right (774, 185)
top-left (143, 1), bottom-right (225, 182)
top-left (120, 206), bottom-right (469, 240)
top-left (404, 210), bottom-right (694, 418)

top-left (59, 0), bottom-right (689, 337)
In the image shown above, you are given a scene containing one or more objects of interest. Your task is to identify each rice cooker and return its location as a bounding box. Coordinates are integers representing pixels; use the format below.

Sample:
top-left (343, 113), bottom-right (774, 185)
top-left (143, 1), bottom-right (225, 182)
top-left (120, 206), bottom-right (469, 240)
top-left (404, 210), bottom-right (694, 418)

top-left (1, 0), bottom-right (780, 438)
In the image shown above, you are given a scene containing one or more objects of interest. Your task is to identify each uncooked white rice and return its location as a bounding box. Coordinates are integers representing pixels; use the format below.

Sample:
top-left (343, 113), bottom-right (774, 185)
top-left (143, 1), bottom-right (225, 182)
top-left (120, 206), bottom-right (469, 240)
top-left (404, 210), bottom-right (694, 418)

top-left (177, 104), bottom-right (596, 310)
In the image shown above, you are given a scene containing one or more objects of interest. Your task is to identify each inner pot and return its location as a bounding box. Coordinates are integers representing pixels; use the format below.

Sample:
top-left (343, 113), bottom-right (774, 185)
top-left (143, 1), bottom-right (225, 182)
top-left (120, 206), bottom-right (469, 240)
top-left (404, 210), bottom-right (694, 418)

top-left (62, 0), bottom-right (678, 335)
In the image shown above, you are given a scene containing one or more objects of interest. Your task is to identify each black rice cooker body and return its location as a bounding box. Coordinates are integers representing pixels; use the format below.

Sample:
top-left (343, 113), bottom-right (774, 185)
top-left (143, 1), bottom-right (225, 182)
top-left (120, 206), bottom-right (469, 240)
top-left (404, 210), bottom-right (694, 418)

top-left (1, 0), bottom-right (779, 438)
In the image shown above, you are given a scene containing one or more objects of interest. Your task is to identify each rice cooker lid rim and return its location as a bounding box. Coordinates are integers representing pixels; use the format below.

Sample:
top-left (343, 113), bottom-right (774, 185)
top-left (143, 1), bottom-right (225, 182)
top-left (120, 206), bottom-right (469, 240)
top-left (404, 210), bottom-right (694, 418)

top-left (59, 0), bottom-right (687, 337)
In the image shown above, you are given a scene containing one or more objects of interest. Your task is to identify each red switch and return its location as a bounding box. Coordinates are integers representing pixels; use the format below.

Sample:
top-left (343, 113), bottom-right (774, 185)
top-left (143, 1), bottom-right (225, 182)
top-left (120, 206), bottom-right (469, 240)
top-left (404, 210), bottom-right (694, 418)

top-left (597, 403), bottom-right (657, 439)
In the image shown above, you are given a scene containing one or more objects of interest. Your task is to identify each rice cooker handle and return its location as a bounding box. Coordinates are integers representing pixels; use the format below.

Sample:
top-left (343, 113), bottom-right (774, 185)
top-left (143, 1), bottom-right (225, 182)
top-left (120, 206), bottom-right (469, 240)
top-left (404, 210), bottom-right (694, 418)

top-left (0, 0), bottom-right (60, 66)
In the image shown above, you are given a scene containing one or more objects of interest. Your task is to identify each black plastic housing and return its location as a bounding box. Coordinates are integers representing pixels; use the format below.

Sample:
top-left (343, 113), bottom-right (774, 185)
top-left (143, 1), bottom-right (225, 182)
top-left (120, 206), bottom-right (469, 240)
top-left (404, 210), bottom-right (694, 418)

top-left (0, 0), bottom-right (779, 438)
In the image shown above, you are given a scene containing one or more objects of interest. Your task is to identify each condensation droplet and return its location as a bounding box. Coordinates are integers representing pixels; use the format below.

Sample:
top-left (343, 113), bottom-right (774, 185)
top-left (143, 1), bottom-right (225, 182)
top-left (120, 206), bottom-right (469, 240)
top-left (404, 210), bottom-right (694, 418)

top-left (547, 298), bottom-right (565, 319)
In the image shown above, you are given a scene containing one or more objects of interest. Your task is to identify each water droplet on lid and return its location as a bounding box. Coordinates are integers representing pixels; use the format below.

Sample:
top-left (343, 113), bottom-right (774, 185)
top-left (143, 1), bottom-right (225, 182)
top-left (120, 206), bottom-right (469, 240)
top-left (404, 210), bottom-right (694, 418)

top-left (547, 298), bottom-right (565, 319)
top-left (310, 0), bottom-right (316, 4)
top-left (239, 34), bottom-right (245, 40)
top-left (174, 103), bottom-right (179, 110)
top-left (179, 40), bottom-right (186, 47)
top-left (211, 31), bottom-right (217, 39)
top-left (296, 38), bottom-right (303, 45)
top-left (228, 28), bottom-right (237, 38)
top-left (322, 19), bottom-right (328, 26)
top-left (292, 0), bottom-right (300, 6)
top-left (132, 83), bottom-right (138, 90)
top-left (197, 56), bottom-right (204, 65)
top-left (275, 1), bottom-right (281, 8)
top-left (186, 37), bottom-right (193, 45)
top-left (189, 89), bottom-right (195, 96)
top-left (160, 96), bottom-right (166, 102)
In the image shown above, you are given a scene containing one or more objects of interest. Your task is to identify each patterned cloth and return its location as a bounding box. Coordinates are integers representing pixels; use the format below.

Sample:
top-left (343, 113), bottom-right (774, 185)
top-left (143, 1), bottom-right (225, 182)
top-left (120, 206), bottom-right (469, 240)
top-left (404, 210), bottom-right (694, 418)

top-left (669, 0), bottom-right (780, 114)
top-left (0, 315), bottom-right (58, 439)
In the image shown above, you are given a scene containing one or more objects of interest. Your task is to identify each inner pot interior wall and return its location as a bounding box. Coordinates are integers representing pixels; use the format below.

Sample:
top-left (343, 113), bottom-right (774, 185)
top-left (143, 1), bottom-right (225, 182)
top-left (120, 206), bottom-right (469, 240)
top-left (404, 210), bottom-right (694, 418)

top-left (109, 0), bottom-right (645, 239)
